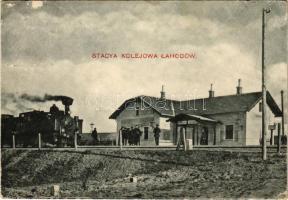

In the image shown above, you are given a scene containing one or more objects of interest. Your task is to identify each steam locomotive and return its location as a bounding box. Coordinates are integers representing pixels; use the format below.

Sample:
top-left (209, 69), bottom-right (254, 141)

top-left (1, 96), bottom-right (83, 148)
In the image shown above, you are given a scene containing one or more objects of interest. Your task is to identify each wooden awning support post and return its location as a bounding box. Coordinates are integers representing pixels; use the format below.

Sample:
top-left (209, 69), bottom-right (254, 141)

top-left (214, 126), bottom-right (216, 145)
top-left (119, 129), bottom-right (122, 150)
top-left (197, 125), bottom-right (199, 145)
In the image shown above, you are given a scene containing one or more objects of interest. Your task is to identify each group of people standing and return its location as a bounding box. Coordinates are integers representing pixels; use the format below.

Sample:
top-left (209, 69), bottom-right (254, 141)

top-left (119, 124), bottom-right (161, 146)
top-left (119, 125), bottom-right (142, 146)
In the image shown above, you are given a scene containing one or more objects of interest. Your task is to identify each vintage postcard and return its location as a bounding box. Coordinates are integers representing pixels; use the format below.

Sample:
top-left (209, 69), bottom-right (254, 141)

top-left (1, 0), bottom-right (287, 199)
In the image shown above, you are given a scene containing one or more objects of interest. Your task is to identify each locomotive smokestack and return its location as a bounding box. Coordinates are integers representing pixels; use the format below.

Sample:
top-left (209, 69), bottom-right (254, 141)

top-left (61, 96), bottom-right (73, 115)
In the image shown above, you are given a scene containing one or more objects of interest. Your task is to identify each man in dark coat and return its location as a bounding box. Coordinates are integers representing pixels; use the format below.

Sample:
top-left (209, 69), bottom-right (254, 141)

top-left (91, 128), bottom-right (98, 144)
top-left (128, 127), bottom-right (134, 145)
top-left (134, 125), bottom-right (142, 146)
top-left (153, 124), bottom-right (161, 146)
top-left (131, 126), bottom-right (137, 145)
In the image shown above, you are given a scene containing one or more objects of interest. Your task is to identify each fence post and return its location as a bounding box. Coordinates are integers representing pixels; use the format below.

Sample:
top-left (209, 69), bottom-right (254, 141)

top-left (74, 132), bottom-right (78, 150)
top-left (120, 129), bottom-right (122, 150)
top-left (12, 135), bottom-right (15, 149)
top-left (277, 123), bottom-right (281, 154)
top-left (38, 133), bottom-right (41, 150)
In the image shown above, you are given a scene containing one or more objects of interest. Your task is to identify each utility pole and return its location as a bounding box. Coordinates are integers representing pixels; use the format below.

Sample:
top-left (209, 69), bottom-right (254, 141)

top-left (277, 122), bottom-right (281, 154)
top-left (277, 90), bottom-right (284, 154)
top-left (281, 90), bottom-right (285, 136)
top-left (261, 8), bottom-right (270, 160)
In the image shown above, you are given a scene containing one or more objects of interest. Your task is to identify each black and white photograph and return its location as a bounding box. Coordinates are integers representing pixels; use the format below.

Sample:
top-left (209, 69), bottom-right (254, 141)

top-left (1, 0), bottom-right (287, 198)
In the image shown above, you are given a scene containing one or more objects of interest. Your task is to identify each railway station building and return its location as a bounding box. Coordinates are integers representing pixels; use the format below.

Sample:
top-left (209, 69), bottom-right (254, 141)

top-left (109, 80), bottom-right (283, 146)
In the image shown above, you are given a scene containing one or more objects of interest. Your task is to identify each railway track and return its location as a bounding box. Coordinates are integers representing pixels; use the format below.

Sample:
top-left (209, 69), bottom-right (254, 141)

top-left (2, 145), bottom-right (287, 153)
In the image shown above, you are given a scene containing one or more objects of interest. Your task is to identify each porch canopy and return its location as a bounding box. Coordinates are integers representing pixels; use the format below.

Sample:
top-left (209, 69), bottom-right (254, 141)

top-left (166, 113), bottom-right (218, 124)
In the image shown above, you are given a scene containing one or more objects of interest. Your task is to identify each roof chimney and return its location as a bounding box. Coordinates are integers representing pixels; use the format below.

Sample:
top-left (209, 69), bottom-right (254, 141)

top-left (236, 79), bottom-right (242, 95)
top-left (160, 85), bottom-right (166, 99)
top-left (209, 84), bottom-right (215, 98)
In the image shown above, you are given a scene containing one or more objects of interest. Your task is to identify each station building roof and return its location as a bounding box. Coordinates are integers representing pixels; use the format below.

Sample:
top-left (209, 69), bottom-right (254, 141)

top-left (109, 91), bottom-right (282, 119)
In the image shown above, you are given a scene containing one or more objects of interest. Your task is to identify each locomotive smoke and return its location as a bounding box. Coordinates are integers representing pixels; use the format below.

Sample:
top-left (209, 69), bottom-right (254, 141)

top-left (1, 92), bottom-right (74, 116)
top-left (20, 93), bottom-right (73, 114)
top-left (20, 93), bottom-right (73, 105)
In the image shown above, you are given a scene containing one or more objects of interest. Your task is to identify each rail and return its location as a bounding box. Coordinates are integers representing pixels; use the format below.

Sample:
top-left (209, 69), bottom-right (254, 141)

top-left (2, 145), bottom-right (287, 153)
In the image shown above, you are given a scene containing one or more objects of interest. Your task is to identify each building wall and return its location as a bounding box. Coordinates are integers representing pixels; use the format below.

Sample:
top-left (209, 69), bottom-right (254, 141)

top-left (180, 102), bottom-right (280, 146)
top-left (208, 112), bottom-right (246, 146)
top-left (246, 101), bottom-right (279, 145)
top-left (167, 106), bottom-right (280, 146)
top-left (115, 102), bottom-right (173, 146)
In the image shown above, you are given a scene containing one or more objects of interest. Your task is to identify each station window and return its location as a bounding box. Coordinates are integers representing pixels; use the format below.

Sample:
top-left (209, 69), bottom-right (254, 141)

top-left (225, 125), bottom-right (233, 140)
top-left (136, 106), bottom-right (139, 116)
top-left (259, 102), bottom-right (262, 112)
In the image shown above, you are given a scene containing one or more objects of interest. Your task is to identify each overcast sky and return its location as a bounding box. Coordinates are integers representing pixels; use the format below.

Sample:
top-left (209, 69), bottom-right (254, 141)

top-left (1, 1), bottom-right (287, 132)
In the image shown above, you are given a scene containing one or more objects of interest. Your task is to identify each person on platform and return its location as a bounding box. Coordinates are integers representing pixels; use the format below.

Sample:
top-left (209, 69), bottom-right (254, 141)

top-left (134, 125), bottom-right (142, 146)
top-left (153, 124), bottom-right (161, 146)
top-left (91, 128), bottom-right (98, 144)
top-left (122, 127), bottom-right (128, 146)
top-left (128, 126), bottom-right (134, 145)
top-left (281, 135), bottom-right (287, 145)
top-left (131, 126), bottom-right (137, 145)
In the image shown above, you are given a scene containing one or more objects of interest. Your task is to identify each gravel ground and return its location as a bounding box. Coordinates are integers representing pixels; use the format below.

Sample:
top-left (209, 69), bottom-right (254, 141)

top-left (1, 149), bottom-right (287, 198)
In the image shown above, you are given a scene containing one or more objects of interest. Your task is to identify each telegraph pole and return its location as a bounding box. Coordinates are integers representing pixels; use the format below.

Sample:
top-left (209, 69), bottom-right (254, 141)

top-left (261, 8), bottom-right (270, 160)
top-left (277, 90), bottom-right (285, 154)
top-left (281, 90), bottom-right (285, 136)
